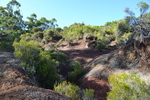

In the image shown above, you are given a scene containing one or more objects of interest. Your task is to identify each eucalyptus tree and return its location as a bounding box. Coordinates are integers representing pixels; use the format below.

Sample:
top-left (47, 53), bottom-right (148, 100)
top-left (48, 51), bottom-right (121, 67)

top-left (0, 0), bottom-right (25, 32)
top-left (0, 0), bottom-right (26, 51)
top-left (27, 14), bottom-right (58, 32)
top-left (124, 1), bottom-right (150, 43)
top-left (27, 13), bottom-right (38, 31)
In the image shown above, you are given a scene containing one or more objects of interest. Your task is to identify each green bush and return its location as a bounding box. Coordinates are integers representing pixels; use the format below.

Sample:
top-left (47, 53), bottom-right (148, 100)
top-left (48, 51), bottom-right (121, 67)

top-left (95, 37), bottom-right (111, 49)
top-left (54, 81), bottom-right (96, 100)
top-left (48, 51), bottom-right (68, 65)
top-left (44, 29), bottom-right (54, 40)
top-left (107, 73), bottom-right (150, 100)
top-left (36, 51), bottom-right (60, 89)
top-left (20, 33), bottom-right (32, 41)
top-left (13, 39), bottom-right (41, 74)
top-left (0, 41), bottom-right (14, 51)
top-left (54, 81), bottom-right (80, 100)
top-left (32, 31), bottom-right (44, 39)
top-left (68, 61), bottom-right (84, 82)
top-left (0, 33), bottom-right (20, 51)
top-left (13, 39), bottom-right (60, 89)
top-left (31, 31), bottom-right (44, 42)
top-left (116, 32), bottom-right (131, 45)
top-left (82, 89), bottom-right (96, 100)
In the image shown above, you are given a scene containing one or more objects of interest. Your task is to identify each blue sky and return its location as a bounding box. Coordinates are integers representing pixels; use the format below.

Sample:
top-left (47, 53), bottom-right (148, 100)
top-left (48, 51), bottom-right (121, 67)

top-left (0, 0), bottom-right (149, 28)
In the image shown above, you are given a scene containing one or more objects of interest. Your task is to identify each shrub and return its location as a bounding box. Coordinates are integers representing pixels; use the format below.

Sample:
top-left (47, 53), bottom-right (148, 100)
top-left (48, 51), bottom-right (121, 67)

top-left (95, 37), bottom-right (111, 49)
top-left (68, 61), bottom-right (84, 82)
top-left (36, 51), bottom-right (60, 89)
top-left (82, 89), bottom-right (96, 100)
top-left (0, 33), bottom-right (20, 51)
top-left (54, 81), bottom-right (96, 100)
top-left (32, 31), bottom-right (44, 39)
top-left (54, 81), bottom-right (80, 100)
top-left (0, 41), bottom-right (14, 51)
top-left (13, 39), bottom-right (60, 89)
top-left (44, 29), bottom-right (54, 40)
top-left (13, 39), bottom-right (40, 75)
top-left (48, 51), bottom-right (68, 65)
top-left (107, 73), bottom-right (150, 100)
top-left (20, 33), bottom-right (32, 41)
top-left (31, 31), bottom-right (44, 42)
top-left (116, 32), bottom-right (131, 45)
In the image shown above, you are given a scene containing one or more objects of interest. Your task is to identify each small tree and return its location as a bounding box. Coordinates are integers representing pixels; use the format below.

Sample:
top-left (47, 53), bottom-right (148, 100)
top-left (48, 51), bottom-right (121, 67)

top-left (107, 73), bottom-right (150, 100)
top-left (124, 2), bottom-right (150, 44)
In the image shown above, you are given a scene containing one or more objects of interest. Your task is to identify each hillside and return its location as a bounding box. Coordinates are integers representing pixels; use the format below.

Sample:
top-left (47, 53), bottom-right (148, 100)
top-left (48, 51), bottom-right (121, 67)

top-left (80, 37), bottom-right (150, 99)
top-left (0, 50), bottom-right (71, 100)
top-left (55, 40), bottom-right (117, 100)
top-left (0, 1), bottom-right (150, 100)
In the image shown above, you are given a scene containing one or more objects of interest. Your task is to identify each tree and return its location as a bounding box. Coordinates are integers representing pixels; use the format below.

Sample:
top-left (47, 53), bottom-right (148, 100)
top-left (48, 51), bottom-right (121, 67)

top-left (26, 14), bottom-right (58, 32)
top-left (0, 0), bottom-right (25, 31)
top-left (0, 0), bottom-right (26, 51)
top-left (124, 2), bottom-right (150, 44)
top-left (27, 13), bottom-right (38, 31)
top-left (137, 2), bottom-right (149, 16)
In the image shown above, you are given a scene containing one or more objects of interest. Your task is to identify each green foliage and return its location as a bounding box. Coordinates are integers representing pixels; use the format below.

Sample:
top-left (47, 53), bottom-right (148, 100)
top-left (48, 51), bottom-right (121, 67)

top-left (44, 29), bottom-right (54, 40)
top-left (124, 2), bottom-right (150, 43)
top-left (49, 51), bottom-right (68, 65)
top-left (13, 39), bottom-right (60, 89)
top-left (31, 27), bottom-right (43, 33)
top-left (68, 61), bottom-right (84, 82)
top-left (13, 39), bottom-right (41, 74)
top-left (82, 89), bottom-right (96, 100)
top-left (116, 32), bottom-right (131, 45)
top-left (0, 40), bottom-right (14, 51)
top-left (54, 81), bottom-right (96, 100)
top-left (137, 2), bottom-right (149, 15)
top-left (27, 14), bottom-right (57, 31)
top-left (36, 51), bottom-right (60, 89)
top-left (31, 31), bottom-right (44, 41)
top-left (0, 32), bottom-right (21, 51)
top-left (107, 73), bottom-right (150, 100)
top-left (54, 81), bottom-right (80, 100)
top-left (0, 0), bottom-right (25, 31)
top-left (95, 36), bottom-right (111, 49)
top-left (20, 33), bottom-right (32, 41)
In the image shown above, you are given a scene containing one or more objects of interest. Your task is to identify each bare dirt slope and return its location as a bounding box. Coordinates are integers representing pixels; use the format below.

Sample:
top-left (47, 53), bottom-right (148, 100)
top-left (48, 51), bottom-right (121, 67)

top-left (56, 38), bottom-right (150, 100)
top-left (57, 40), bottom-right (117, 100)
top-left (58, 40), bottom-right (116, 67)
top-left (0, 50), bottom-right (71, 100)
top-left (81, 38), bottom-right (150, 100)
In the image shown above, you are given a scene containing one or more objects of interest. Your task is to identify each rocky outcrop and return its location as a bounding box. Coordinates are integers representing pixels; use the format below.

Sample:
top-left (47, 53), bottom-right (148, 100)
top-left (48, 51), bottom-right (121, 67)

top-left (0, 50), bottom-right (71, 100)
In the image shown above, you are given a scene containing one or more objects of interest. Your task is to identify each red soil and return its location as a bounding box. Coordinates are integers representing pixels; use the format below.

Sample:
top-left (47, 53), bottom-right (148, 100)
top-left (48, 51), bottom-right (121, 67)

top-left (58, 39), bottom-right (117, 100)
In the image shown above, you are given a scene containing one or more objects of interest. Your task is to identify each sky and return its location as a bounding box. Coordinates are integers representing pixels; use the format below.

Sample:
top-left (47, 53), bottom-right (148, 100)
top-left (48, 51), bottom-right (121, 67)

top-left (0, 0), bottom-right (150, 28)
